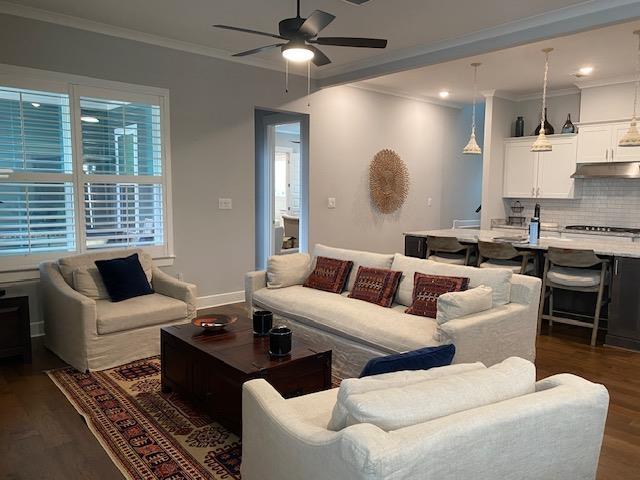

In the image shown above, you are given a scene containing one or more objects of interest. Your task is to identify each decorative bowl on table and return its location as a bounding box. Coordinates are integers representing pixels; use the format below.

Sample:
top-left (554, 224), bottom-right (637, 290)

top-left (192, 314), bottom-right (238, 331)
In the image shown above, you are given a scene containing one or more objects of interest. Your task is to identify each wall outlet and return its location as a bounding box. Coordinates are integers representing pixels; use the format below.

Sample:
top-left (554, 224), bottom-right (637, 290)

top-left (218, 198), bottom-right (232, 209)
top-left (427, 197), bottom-right (432, 207)
top-left (328, 197), bottom-right (336, 209)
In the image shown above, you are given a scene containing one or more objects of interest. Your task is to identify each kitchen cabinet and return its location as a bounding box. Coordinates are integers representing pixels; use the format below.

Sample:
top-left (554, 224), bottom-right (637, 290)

top-left (607, 256), bottom-right (640, 351)
top-left (503, 135), bottom-right (577, 199)
top-left (404, 235), bottom-right (426, 258)
top-left (577, 121), bottom-right (640, 163)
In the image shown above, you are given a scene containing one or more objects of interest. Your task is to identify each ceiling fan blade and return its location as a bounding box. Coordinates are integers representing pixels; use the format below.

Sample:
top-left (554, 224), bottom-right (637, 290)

top-left (312, 37), bottom-right (388, 48)
top-left (307, 45), bottom-right (331, 67)
top-left (232, 43), bottom-right (286, 57)
top-left (299, 10), bottom-right (336, 37)
top-left (213, 24), bottom-right (286, 40)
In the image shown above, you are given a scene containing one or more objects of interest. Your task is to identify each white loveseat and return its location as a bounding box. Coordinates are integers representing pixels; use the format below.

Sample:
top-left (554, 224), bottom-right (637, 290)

top-left (245, 245), bottom-right (542, 378)
top-left (39, 248), bottom-right (197, 371)
top-left (241, 361), bottom-right (609, 480)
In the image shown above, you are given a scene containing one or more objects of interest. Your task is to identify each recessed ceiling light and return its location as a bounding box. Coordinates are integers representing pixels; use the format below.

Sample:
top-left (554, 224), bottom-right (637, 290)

top-left (579, 66), bottom-right (594, 75)
top-left (439, 90), bottom-right (450, 99)
top-left (81, 116), bottom-right (100, 123)
top-left (31, 102), bottom-right (41, 108)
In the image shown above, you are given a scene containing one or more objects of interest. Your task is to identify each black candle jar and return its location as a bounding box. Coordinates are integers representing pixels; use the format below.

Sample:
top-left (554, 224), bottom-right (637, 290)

top-left (269, 326), bottom-right (292, 357)
top-left (253, 310), bottom-right (273, 336)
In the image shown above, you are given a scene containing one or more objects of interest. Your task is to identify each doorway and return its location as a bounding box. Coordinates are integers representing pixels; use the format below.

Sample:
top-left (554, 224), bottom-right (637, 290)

top-left (255, 109), bottom-right (309, 269)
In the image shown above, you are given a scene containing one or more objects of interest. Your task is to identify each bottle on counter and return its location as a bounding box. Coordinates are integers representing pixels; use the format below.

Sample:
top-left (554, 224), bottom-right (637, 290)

top-left (529, 203), bottom-right (541, 245)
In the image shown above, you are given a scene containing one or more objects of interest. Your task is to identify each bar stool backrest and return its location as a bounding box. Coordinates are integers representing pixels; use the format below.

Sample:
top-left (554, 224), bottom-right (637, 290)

top-left (478, 241), bottom-right (519, 260)
top-left (547, 247), bottom-right (602, 268)
top-left (426, 235), bottom-right (466, 254)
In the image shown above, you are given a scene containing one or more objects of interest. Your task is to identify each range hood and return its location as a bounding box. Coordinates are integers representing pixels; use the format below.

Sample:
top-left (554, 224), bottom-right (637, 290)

top-left (571, 161), bottom-right (640, 179)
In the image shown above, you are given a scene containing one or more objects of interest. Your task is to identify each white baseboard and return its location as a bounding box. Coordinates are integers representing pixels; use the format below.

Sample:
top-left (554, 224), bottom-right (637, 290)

top-left (30, 291), bottom-right (246, 338)
top-left (197, 291), bottom-right (245, 309)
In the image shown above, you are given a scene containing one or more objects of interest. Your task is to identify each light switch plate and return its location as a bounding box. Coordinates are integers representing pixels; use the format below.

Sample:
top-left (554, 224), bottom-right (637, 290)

top-left (219, 198), bottom-right (232, 209)
top-left (328, 197), bottom-right (336, 209)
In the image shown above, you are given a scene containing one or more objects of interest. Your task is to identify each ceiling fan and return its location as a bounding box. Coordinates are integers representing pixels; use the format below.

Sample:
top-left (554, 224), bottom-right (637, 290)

top-left (213, 0), bottom-right (388, 66)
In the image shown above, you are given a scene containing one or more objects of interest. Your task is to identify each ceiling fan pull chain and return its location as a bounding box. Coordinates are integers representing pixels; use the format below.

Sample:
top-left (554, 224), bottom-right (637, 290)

top-left (285, 59), bottom-right (289, 94)
top-left (307, 61), bottom-right (311, 107)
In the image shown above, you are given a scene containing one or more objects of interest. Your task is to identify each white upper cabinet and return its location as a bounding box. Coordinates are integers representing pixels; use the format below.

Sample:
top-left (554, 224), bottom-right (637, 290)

top-left (503, 141), bottom-right (537, 197)
top-left (577, 121), bottom-right (640, 163)
top-left (576, 124), bottom-right (612, 163)
top-left (503, 135), bottom-right (577, 199)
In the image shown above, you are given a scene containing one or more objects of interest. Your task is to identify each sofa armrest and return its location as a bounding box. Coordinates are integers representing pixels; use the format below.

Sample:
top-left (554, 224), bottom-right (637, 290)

top-left (509, 274), bottom-right (541, 305)
top-left (151, 267), bottom-right (197, 319)
top-left (39, 262), bottom-right (97, 371)
top-left (245, 270), bottom-right (267, 313)
top-left (438, 302), bottom-right (537, 366)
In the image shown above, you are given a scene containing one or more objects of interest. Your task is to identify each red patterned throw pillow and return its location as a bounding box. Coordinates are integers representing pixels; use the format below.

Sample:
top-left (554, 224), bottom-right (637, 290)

top-left (348, 267), bottom-right (403, 307)
top-left (303, 256), bottom-right (354, 293)
top-left (405, 273), bottom-right (469, 318)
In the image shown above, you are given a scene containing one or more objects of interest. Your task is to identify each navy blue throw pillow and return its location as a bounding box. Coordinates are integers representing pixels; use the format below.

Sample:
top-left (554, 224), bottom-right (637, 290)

top-left (359, 344), bottom-right (456, 378)
top-left (95, 253), bottom-right (153, 302)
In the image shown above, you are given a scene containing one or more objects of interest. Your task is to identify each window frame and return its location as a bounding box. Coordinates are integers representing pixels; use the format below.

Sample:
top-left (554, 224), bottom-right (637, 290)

top-left (0, 64), bottom-right (174, 279)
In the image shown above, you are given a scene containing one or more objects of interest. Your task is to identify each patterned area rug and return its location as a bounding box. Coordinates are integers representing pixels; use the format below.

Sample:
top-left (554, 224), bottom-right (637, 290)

top-left (48, 357), bottom-right (242, 480)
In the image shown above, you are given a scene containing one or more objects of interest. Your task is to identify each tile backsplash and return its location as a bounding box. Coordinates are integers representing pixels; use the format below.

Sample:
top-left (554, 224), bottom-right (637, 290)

top-left (504, 179), bottom-right (640, 228)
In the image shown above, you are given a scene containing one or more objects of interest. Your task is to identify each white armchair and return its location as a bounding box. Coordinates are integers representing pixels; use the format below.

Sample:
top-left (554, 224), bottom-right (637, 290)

top-left (242, 373), bottom-right (609, 480)
top-left (39, 248), bottom-right (197, 371)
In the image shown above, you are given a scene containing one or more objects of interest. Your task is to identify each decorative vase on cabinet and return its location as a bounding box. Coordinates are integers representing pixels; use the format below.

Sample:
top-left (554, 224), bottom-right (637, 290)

top-left (561, 114), bottom-right (576, 134)
top-left (515, 116), bottom-right (525, 137)
top-left (534, 108), bottom-right (555, 135)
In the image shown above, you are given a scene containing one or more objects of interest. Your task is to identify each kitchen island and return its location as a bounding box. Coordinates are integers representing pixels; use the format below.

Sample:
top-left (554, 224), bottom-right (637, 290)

top-left (403, 229), bottom-right (640, 351)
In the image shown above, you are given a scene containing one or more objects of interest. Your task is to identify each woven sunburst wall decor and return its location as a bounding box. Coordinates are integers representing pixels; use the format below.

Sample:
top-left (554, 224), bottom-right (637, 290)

top-left (369, 149), bottom-right (409, 214)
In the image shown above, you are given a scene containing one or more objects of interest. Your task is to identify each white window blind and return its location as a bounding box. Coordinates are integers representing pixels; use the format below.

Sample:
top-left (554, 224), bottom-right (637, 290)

top-left (0, 87), bottom-right (75, 256)
top-left (79, 95), bottom-right (165, 250)
top-left (0, 72), bottom-right (171, 267)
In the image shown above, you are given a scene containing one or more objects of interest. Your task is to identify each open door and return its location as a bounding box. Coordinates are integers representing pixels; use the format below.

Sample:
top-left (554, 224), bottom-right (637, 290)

top-left (255, 109), bottom-right (309, 269)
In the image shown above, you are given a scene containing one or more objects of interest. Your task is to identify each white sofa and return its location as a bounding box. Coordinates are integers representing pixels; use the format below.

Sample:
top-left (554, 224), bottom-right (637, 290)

top-left (245, 245), bottom-right (542, 378)
top-left (39, 248), bottom-right (197, 371)
top-left (241, 362), bottom-right (609, 480)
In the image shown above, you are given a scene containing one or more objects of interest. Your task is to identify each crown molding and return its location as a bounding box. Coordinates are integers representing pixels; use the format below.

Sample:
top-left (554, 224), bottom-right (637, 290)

top-left (574, 73), bottom-right (637, 89)
top-left (348, 83), bottom-right (463, 109)
top-left (316, 0), bottom-right (640, 87)
top-left (515, 87), bottom-right (580, 102)
top-left (0, 1), bottom-right (311, 78)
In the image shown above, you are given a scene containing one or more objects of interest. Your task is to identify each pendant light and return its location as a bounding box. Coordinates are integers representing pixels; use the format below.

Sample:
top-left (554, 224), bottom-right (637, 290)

top-left (619, 30), bottom-right (640, 147)
top-left (531, 48), bottom-right (553, 152)
top-left (463, 62), bottom-right (482, 155)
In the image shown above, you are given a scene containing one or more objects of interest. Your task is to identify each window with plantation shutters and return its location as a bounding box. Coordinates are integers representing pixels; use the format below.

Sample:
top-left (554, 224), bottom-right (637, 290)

top-left (0, 69), bottom-right (172, 271)
top-left (0, 87), bottom-right (76, 256)
top-left (79, 95), bottom-right (165, 250)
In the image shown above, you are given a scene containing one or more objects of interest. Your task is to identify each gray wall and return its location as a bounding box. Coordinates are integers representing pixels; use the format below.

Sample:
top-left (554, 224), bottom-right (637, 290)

top-left (0, 14), bottom-right (470, 301)
top-left (511, 93), bottom-right (580, 137)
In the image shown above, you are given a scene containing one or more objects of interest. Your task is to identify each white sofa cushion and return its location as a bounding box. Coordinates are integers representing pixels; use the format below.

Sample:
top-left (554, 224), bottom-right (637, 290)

top-left (436, 285), bottom-right (493, 325)
top-left (72, 267), bottom-right (110, 299)
top-left (313, 244), bottom-right (394, 291)
top-left (253, 285), bottom-right (442, 354)
top-left (391, 254), bottom-right (512, 306)
top-left (342, 356), bottom-right (535, 431)
top-left (96, 293), bottom-right (187, 335)
top-left (267, 253), bottom-right (311, 289)
top-left (327, 362), bottom-right (485, 431)
top-left (59, 248), bottom-right (153, 287)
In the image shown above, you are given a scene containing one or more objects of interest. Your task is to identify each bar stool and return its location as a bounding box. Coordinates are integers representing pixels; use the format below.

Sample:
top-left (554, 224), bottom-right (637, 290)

top-left (426, 235), bottom-right (475, 266)
top-left (476, 240), bottom-right (536, 274)
top-left (537, 246), bottom-right (609, 346)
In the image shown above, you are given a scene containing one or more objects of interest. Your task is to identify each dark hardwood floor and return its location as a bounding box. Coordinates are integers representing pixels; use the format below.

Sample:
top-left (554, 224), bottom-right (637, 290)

top-left (0, 305), bottom-right (638, 479)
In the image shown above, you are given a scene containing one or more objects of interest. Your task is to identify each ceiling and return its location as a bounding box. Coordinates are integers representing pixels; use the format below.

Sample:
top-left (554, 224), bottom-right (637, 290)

top-left (357, 19), bottom-right (640, 105)
top-left (2, 0), bottom-right (603, 78)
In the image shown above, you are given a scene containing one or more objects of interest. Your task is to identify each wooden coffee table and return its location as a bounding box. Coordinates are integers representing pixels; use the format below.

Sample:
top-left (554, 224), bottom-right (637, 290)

top-left (160, 314), bottom-right (332, 434)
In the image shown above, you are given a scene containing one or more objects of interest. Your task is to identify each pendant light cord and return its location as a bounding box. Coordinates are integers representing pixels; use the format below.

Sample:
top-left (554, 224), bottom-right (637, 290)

top-left (471, 64), bottom-right (478, 135)
top-left (540, 49), bottom-right (551, 133)
top-left (634, 32), bottom-right (640, 119)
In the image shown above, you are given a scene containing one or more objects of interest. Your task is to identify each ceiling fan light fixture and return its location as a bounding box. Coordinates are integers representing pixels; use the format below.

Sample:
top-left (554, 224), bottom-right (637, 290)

top-left (282, 44), bottom-right (314, 62)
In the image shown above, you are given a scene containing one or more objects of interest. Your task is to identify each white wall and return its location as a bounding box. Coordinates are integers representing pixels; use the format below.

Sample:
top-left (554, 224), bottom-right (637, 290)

top-left (580, 82), bottom-right (636, 123)
top-left (481, 95), bottom-right (514, 229)
top-left (0, 15), bottom-right (471, 322)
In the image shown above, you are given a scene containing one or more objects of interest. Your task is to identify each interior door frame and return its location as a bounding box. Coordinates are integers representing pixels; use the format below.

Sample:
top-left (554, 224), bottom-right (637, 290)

top-left (255, 108), bottom-right (309, 269)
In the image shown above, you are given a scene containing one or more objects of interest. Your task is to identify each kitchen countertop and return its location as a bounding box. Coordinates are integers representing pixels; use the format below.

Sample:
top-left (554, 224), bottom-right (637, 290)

top-left (403, 229), bottom-right (640, 258)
